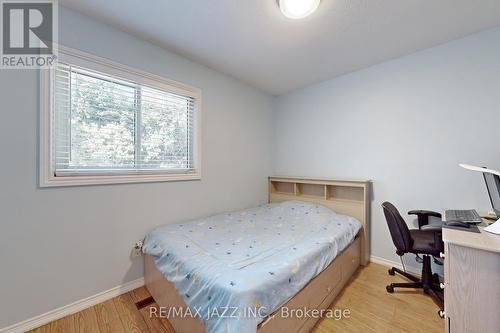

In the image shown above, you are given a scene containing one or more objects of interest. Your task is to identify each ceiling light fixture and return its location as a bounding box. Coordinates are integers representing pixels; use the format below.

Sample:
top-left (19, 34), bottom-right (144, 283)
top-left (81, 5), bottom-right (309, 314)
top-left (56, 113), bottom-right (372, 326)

top-left (278, 0), bottom-right (321, 19)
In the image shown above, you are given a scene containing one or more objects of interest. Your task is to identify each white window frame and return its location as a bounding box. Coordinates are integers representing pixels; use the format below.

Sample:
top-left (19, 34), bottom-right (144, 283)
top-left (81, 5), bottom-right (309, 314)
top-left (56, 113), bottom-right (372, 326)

top-left (40, 46), bottom-right (202, 187)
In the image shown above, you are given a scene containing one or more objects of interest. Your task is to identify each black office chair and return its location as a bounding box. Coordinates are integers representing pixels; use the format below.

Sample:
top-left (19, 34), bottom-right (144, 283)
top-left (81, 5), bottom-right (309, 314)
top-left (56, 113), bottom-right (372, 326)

top-left (382, 202), bottom-right (444, 310)
top-left (408, 209), bottom-right (444, 266)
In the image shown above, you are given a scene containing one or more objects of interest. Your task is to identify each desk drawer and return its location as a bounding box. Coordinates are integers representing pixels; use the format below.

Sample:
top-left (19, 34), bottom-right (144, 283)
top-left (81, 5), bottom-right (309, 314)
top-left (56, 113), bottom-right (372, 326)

top-left (445, 243), bottom-right (500, 333)
top-left (443, 243), bottom-right (450, 333)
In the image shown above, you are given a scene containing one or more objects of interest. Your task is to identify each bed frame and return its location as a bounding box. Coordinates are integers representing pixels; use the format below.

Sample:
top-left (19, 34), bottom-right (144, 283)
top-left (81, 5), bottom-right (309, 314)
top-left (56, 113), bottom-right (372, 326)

top-left (145, 176), bottom-right (371, 333)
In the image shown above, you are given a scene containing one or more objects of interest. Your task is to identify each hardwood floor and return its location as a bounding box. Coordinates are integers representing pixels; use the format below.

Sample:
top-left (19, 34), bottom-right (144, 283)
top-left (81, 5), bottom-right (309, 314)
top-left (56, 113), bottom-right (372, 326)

top-left (310, 264), bottom-right (443, 333)
top-left (29, 263), bottom-right (443, 333)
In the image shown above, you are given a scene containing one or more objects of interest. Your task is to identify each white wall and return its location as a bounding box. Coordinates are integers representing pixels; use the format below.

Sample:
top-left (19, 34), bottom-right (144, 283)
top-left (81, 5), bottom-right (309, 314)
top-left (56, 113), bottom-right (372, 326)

top-left (0, 7), bottom-right (273, 329)
top-left (274, 28), bottom-right (500, 268)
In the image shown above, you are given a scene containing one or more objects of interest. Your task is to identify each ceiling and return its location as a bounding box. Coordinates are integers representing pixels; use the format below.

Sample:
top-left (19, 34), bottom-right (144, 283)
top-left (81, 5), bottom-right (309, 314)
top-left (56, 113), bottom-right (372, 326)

top-left (60, 0), bottom-right (500, 95)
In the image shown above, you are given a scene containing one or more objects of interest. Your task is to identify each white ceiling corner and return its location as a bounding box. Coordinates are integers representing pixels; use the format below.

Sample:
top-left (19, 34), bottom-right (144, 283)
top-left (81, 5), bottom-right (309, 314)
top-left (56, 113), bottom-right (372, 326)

top-left (60, 0), bottom-right (500, 95)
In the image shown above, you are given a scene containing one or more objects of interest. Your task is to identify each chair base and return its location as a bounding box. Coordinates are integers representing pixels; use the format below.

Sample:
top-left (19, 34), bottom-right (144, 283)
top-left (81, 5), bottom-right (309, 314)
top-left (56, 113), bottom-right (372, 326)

top-left (386, 255), bottom-right (444, 314)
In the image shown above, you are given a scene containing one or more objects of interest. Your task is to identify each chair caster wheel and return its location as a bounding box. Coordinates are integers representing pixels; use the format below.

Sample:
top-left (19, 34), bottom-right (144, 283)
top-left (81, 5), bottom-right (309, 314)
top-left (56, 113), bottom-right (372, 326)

top-left (386, 285), bottom-right (394, 293)
top-left (438, 310), bottom-right (445, 319)
top-left (388, 268), bottom-right (395, 276)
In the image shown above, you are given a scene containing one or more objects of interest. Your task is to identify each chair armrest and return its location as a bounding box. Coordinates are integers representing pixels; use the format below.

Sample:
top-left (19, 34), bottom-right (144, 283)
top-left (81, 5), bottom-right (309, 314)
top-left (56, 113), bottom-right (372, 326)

top-left (408, 210), bottom-right (442, 218)
top-left (408, 210), bottom-right (442, 229)
top-left (420, 224), bottom-right (442, 231)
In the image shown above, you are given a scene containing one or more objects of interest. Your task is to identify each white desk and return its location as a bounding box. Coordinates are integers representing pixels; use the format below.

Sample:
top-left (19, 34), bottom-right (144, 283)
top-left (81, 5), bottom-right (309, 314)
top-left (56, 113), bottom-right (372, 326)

top-left (442, 220), bottom-right (500, 333)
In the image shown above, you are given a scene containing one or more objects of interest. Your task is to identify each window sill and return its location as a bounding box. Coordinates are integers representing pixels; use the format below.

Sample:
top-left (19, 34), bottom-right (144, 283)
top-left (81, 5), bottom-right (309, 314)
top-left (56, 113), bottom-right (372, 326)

top-left (39, 172), bottom-right (201, 188)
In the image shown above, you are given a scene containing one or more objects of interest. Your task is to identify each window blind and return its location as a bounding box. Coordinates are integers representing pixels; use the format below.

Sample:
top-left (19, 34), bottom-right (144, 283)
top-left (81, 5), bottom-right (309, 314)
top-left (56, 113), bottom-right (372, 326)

top-left (53, 63), bottom-right (195, 176)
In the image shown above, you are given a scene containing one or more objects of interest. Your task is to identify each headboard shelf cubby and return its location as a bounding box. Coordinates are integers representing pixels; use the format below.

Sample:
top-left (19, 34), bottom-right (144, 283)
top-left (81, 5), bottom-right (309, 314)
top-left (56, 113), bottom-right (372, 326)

top-left (269, 181), bottom-right (296, 195)
top-left (296, 183), bottom-right (325, 199)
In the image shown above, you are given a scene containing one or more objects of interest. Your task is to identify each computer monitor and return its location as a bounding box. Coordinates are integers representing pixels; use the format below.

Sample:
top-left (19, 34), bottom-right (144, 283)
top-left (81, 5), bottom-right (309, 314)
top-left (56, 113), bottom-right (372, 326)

top-left (483, 172), bottom-right (500, 218)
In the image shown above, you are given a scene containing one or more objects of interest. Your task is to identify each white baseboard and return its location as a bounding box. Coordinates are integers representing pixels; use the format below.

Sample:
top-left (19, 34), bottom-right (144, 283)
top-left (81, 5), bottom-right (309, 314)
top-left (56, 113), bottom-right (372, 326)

top-left (370, 255), bottom-right (421, 277)
top-left (0, 277), bottom-right (144, 333)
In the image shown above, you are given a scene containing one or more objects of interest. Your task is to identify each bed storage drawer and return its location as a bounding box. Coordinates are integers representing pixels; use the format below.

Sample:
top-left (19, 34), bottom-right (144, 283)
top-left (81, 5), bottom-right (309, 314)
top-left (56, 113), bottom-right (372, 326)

top-left (340, 237), bottom-right (361, 283)
top-left (258, 237), bottom-right (360, 333)
top-left (259, 263), bottom-right (342, 333)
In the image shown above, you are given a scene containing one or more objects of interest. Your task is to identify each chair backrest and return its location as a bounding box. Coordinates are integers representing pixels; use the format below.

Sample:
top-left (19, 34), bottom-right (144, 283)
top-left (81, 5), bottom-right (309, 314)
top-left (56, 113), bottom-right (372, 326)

top-left (382, 202), bottom-right (413, 255)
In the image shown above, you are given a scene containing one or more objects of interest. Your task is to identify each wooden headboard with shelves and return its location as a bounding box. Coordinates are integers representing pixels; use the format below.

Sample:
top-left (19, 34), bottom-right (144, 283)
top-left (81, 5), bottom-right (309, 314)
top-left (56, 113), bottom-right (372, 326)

top-left (268, 176), bottom-right (371, 265)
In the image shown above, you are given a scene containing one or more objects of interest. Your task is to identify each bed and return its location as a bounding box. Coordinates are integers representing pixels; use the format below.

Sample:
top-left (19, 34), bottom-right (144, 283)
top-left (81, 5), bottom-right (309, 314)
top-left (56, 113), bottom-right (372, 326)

top-left (143, 176), bottom-right (371, 333)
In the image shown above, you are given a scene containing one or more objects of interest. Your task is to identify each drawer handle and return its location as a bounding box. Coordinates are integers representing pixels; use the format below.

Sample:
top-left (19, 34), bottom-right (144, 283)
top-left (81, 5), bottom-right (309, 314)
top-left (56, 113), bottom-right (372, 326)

top-left (440, 283), bottom-right (445, 290)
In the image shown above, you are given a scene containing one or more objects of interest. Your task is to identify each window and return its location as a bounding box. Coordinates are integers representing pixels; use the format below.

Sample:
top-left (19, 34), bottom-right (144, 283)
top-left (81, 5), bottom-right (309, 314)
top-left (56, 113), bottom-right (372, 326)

top-left (40, 47), bottom-right (201, 187)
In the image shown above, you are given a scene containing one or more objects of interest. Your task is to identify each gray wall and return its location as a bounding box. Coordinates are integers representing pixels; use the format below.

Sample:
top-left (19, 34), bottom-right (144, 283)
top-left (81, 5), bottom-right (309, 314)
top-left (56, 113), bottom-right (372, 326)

top-left (274, 28), bottom-right (500, 268)
top-left (0, 7), bottom-right (273, 328)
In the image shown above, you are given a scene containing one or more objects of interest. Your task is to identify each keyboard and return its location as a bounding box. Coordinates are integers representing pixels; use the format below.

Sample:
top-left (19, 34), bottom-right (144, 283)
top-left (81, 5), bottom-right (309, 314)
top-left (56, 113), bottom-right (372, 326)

top-left (445, 209), bottom-right (482, 223)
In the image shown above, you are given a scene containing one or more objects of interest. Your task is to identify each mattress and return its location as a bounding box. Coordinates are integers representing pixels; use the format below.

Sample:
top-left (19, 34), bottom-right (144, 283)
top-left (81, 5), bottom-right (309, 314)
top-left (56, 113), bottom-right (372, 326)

top-left (143, 200), bottom-right (361, 333)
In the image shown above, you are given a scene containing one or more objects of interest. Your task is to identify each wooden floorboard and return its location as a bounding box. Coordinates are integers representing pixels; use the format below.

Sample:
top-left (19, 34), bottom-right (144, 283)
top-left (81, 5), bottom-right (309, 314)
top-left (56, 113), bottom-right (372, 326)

top-left (74, 308), bottom-right (100, 333)
top-left (112, 293), bottom-right (150, 333)
top-left (28, 263), bottom-right (443, 332)
top-left (94, 299), bottom-right (126, 333)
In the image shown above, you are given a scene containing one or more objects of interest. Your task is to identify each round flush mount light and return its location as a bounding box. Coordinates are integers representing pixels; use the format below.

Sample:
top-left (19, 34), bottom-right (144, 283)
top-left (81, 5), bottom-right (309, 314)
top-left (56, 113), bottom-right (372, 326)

top-left (278, 0), bottom-right (321, 19)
